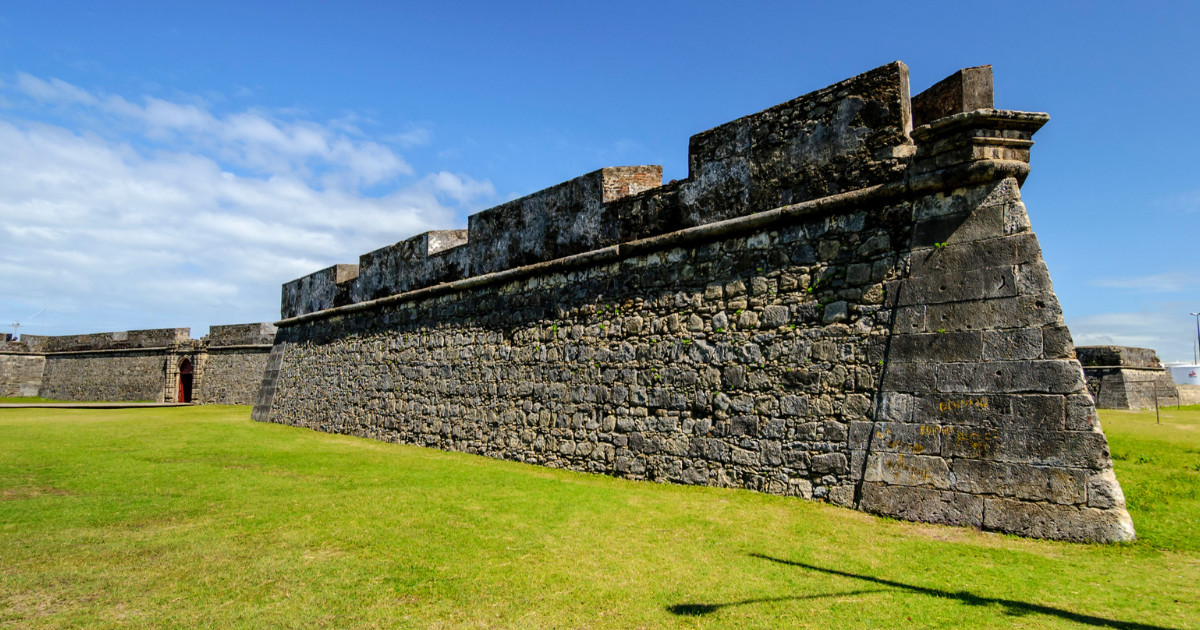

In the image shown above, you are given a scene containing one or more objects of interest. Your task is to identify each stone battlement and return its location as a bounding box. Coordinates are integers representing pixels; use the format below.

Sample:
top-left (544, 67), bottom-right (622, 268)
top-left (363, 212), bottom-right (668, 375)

top-left (1076, 345), bottom-right (1163, 370)
top-left (282, 62), bottom-right (921, 319)
top-left (19, 328), bottom-right (191, 353)
top-left (206, 322), bottom-right (279, 347)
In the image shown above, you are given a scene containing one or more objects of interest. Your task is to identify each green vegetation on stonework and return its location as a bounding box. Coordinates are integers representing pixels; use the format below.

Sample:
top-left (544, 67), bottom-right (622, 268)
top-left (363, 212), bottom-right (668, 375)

top-left (0, 407), bottom-right (1197, 629)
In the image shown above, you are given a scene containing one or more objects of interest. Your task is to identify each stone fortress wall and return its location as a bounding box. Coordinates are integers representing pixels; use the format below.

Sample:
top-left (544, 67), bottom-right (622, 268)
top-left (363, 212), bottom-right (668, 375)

top-left (253, 62), bottom-right (1135, 543)
top-left (1076, 345), bottom-right (1179, 410)
top-left (0, 335), bottom-right (45, 397)
top-left (0, 323), bottom-right (276, 404)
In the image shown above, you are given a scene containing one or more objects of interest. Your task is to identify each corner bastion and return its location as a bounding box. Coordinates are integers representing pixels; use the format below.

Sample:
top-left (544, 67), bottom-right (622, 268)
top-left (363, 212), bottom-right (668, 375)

top-left (1077, 345), bottom-right (1179, 410)
top-left (253, 62), bottom-right (1134, 543)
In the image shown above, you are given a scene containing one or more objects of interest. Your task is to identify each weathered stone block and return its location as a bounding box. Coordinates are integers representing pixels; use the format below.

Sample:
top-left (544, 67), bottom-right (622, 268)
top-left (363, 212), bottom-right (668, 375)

top-left (981, 329), bottom-right (1043, 361)
top-left (982, 498), bottom-right (1135, 543)
top-left (822, 301), bottom-right (849, 324)
top-left (355, 230), bottom-right (469, 301)
top-left (761, 305), bottom-right (790, 328)
top-left (911, 179), bottom-right (1027, 247)
top-left (868, 421), bottom-right (941, 455)
top-left (907, 232), bottom-right (1042, 277)
top-left (952, 459), bottom-right (1086, 504)
top-left (859, 482), bottom-right (983, 527)
top-left (894, 266), bottom-right (1018, 306)
top-left (1086, 469), bottom-right (1127, 510)
top-left (1064, 395), bottom-right (1099, 431)
top-left (880, 362), bottom-right (936, 392)
top-left (889, 331), bottom-right (982, 362)
top-left (935, 360), bottom-right (1085, 394)
top-left (282, 264), bottom-right (359, 319)
top-left (863, 452), bottom-right (951, 488)
top-left (943, 427), bottom-right (1110, 469)
top-left (780, 395), bottom-right (810, 416)
top-left (878, 392), bottom-right (914, 423)
top-left (811, 452), bottom-right (848, 475)
top-left (922, 295), bottom-right (1063, 334)
top-left (1041, 325), bottom-right (1075, 359)
top-left (912, 65), bottom-right (994, 128)
top-left (469, 166), bottom-right (661, 276)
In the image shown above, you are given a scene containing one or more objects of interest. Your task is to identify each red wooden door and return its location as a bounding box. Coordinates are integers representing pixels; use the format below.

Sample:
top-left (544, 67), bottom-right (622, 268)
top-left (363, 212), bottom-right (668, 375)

top-left (178, 358), bottom-right (194, 403)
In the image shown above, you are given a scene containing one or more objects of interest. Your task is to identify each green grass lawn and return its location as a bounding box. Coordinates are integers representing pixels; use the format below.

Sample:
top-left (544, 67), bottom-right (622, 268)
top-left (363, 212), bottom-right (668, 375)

top-left (1, 405), bottom-right (1197, 629)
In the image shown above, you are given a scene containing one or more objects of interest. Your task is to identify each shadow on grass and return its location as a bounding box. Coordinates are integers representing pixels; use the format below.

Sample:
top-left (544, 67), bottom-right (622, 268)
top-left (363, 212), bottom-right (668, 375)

top-left (714, 553), bottom-right (1179, 630)
top-left (668, 590), bottom-right (884, 616)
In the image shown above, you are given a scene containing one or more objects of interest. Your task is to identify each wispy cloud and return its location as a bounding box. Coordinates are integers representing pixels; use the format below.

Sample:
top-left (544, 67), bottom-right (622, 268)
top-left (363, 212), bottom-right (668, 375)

top-left (0, 73), bottom-right (495, 334)
top-left (1151, 188), bottom-right (1200, 214)
top-left (13, 72), bottom-right (417, 187)
top-left (1090, 272), bottom-right (1200, 293)
top-left (386, 125), bottom-right (434, 148)
top-left (1068, 302), bottom-right (1200, 363)
top-left (16, 73), bottom-right (98, 105)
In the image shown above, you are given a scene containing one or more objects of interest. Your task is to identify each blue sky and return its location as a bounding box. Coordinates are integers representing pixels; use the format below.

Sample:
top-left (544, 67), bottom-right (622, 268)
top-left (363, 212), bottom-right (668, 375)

top-left (1, 1), bottom-right (1198, 361)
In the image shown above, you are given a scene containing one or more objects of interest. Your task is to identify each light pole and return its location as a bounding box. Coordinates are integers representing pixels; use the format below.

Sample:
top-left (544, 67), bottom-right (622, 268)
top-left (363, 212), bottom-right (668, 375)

top-left (1192, 312), bottom-right (1200, 364)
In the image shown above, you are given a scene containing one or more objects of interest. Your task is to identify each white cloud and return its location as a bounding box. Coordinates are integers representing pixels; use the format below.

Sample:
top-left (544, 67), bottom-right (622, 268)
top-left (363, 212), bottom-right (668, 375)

top-left (15, 72), bottom-right (98, 105)
top-left (422, 171), bottom-right (497, 205)
top-left (1090, 272), bottom-right (1200, 293)
top-left (14, 74), bottom-right (417, 186)
top-left (0, 74), bottom-right (495, 335)
top-left (386, 125), bottom-right (433, 148)
top-left (1068, 303), bottom-right (1200, 364)
top-left (1153, 188), bottom-right (1200, 214)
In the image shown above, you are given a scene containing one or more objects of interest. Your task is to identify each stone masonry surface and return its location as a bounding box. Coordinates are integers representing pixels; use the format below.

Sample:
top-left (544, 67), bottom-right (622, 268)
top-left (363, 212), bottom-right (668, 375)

top-left (0, 353), bottom-right (45, 397)
top-left (1077, 345), bottom-right (1179, 410)
top-left (254, 62), bottom-right (1134, 543)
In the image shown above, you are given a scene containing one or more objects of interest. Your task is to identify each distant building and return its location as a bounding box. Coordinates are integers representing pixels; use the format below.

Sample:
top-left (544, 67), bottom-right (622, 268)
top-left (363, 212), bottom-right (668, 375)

top-left (1165, 362), bottom-right (1200, 386)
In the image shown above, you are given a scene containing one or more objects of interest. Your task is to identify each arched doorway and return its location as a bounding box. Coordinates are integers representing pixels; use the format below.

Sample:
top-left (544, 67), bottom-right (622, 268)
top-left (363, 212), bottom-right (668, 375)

top-left (178, 358), bottom-right (194, 403)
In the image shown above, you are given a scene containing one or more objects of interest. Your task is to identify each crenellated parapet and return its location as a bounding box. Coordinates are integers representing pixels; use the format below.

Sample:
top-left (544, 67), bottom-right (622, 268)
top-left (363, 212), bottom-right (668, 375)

top-left (282, 62), bottom-right (920, 318)
top-left (468, 166), bottom-right (662, 275)
top-left (206, 322), bottom-right (279, 347)
top-left (20, 328), bottom-right (191, 353)
top-left (281, 264), bottom-right (360, 320)
top-left (354, 229), bottom-right (470, 302)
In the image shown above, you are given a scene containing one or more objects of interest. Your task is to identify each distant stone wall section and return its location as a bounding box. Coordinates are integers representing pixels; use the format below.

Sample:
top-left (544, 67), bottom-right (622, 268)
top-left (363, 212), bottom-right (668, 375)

top-left (255, 62), bottom-right (1134, 543)
top-left (0, 353), bottom-right (45, 397)
top-left (0, 324), bottom-right (274, 404)
top-left (1178, 384), bottom-right (1200, 406)
top-left (1078, 345), bottom-right (1179, 410)
top-left (198, 347), bottom-right (273, 404)
top-left (208, 322), bottom-right (277, 347)
top-left (21, 328), bottom-right (190, 353)
top-left (39, 350), bottom-right (171, 402)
